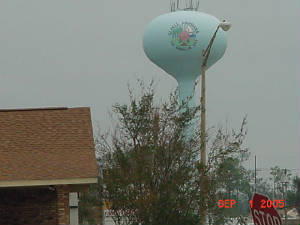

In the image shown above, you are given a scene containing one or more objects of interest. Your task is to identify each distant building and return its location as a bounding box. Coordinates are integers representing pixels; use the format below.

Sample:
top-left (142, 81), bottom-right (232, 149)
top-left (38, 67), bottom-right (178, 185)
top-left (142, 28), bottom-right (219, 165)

top-left (0, 107), bottom-right (98, 225)
top-left (277, 207), bottom-right (299, 219)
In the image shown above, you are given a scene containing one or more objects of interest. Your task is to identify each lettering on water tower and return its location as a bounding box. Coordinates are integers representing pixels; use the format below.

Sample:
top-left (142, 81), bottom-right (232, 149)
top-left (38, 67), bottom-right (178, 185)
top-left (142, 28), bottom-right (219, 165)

top-left (168, 21), bottom-right (199, 51)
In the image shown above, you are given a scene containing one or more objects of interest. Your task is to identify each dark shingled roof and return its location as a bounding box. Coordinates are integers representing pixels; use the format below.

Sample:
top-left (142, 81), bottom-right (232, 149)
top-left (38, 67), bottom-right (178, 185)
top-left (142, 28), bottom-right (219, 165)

top-left (0, 107), bottom-right (98, 182)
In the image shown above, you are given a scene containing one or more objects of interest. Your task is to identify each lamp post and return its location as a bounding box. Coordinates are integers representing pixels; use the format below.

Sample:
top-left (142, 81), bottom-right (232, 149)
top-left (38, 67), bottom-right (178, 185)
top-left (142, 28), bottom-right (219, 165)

top-left (199, 20), bottom-right (231, 225)
top-left (200, 20), bottom-right (231, 166)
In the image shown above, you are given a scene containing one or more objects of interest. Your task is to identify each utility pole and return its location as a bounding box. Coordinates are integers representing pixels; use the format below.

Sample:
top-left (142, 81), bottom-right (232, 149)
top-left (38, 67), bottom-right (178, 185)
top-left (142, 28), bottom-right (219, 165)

top-left (254, 155), bottom-right (256, 192)
top-left (283, 168), bottom-right (287, 225)
top-left (273, 175), bottom-right (275, 200)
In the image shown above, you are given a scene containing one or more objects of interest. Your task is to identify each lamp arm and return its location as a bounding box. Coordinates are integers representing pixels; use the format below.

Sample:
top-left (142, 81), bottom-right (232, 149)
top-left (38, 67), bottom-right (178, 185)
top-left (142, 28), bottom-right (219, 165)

top-left (202, 25), bottom-right (220, 67)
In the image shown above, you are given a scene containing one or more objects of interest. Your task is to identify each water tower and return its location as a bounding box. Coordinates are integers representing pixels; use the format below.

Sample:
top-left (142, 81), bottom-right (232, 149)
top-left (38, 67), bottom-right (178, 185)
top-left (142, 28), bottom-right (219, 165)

top-left (143, 0), bottom-right (230, 107)
top-left (143, 0), bottom-right (231, 175)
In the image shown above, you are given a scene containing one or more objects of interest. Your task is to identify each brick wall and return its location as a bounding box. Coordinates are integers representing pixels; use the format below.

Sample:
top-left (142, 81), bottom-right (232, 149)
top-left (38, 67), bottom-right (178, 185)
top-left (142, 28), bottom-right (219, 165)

top-left (0, 185), bottom-right (71, 225)
top-left (56, 185), bottom-right (70, 225)
top-left (0, 187), bottom-right (58, 225)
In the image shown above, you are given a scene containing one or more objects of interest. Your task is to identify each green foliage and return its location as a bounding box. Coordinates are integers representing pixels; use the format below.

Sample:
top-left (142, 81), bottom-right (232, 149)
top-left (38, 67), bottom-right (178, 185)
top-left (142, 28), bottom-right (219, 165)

top-left (77, 81), bottom-right (299, 225)
top-left (78, 184), bottom-right (102, 225)
top-left (99, 83), bottom-right (201, 225)
top-left (270, 167), bottom-right (293, 199)
top-left (95, 81), bottom-right (251, 225)
top-left (286, 176), bottom-right (300, 213)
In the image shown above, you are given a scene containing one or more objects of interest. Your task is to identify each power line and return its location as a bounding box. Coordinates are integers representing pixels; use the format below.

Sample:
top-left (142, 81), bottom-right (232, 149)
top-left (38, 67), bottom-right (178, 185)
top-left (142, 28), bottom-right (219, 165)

top-left (248, 168), bottom-right (299, 171)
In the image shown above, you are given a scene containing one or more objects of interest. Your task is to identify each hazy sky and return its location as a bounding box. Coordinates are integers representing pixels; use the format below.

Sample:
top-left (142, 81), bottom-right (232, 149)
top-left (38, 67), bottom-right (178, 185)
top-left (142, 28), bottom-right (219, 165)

top-left (0, 1), bottom-right (299, 174)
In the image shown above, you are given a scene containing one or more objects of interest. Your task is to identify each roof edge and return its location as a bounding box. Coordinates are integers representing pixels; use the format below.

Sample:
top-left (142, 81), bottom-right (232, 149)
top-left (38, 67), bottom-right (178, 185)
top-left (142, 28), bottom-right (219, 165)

top-left (0, 177), bottom-right (98, 188)
top-left (0, 107), bottom-right (69, 112)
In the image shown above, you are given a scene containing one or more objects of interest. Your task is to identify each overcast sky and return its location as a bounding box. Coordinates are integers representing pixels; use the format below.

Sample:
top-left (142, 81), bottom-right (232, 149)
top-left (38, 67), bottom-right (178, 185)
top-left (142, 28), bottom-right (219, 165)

top-left (0, 0), bottom-right (299, 174)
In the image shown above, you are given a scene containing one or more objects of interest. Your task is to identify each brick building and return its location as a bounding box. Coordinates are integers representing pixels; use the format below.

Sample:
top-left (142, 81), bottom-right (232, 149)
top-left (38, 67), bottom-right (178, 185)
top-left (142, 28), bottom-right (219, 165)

top-left (0, 107), bottom-right (99, 225)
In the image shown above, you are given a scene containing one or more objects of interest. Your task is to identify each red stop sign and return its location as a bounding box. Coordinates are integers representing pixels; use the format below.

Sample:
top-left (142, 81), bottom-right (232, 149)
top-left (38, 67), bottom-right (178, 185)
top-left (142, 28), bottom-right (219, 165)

top-left (250, 193), bottom-right (282, 225)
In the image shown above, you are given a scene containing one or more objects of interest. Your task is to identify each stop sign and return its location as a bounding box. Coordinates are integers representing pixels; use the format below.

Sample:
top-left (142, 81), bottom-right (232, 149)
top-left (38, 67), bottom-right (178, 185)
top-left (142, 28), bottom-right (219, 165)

top-left (250, 193), bottom-right (282, 225)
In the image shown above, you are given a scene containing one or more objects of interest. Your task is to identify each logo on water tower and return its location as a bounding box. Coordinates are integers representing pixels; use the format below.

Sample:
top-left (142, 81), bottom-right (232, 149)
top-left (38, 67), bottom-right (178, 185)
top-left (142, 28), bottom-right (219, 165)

top-left (168, 21), bottom-right (199, 51)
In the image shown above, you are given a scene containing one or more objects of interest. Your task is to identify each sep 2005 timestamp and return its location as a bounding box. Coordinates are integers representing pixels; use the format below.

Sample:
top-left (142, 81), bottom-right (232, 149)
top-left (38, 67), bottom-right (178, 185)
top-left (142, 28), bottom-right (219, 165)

top-left (249, 199), bottom-right (285, 209)
top-left (218, 199), bottom-right (285, 209)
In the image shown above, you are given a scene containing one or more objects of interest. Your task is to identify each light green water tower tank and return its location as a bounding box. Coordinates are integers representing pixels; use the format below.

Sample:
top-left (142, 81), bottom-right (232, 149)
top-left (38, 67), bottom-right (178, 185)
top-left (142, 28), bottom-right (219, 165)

top-left (143, 10), bottom-right (229, 106)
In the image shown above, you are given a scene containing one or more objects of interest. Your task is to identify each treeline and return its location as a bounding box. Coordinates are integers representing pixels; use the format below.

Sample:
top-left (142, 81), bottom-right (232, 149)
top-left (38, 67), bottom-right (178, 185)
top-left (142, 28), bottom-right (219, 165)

top-left (78, 82), bottom-right (299, 225)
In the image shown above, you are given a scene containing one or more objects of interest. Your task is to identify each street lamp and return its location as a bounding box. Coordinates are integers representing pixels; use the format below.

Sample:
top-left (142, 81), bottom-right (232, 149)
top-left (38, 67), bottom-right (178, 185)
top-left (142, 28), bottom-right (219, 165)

top-left (199, 20), bottom-right (231, 225)
top-left (200, 20), bottom-right (231, 166)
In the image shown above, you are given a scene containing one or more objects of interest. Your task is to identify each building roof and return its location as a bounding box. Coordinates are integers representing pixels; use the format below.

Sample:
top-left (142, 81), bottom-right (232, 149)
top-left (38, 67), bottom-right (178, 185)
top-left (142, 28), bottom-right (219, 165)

top-left (0, 107), bottom-right (98, 187)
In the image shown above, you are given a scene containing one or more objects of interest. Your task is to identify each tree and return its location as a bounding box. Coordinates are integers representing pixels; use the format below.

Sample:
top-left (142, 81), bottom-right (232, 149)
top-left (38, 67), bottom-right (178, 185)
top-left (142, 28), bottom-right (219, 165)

top-left (96, 81), bottom-right (250, 225)
top-left (255, 177), bottom-right (272, 198)
top-left (286, 176), bottom-right (300, 214)
top-left (270, 167), bottom-right (292, 199)
top-left (213, 156), bottom-right (252, 217)
top-left (205, 118), bottom-right (250, 221)
top-left (78, 183), bottom-right (103, 225)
